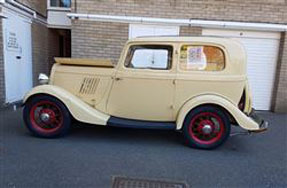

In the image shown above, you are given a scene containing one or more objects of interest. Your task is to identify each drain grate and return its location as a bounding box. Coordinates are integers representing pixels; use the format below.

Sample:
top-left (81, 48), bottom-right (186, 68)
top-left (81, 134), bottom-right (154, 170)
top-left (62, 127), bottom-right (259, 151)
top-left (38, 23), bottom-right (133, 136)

top-left (112, 176), bottom-right (188, 188)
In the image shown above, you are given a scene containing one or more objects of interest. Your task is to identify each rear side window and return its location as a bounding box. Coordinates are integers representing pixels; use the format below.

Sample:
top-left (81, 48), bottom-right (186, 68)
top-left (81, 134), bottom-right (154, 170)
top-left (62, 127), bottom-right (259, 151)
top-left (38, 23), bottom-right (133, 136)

top-left (179, 45), bottom-right (225, 71)
top-left (125, 45), bottom-right (173, 70)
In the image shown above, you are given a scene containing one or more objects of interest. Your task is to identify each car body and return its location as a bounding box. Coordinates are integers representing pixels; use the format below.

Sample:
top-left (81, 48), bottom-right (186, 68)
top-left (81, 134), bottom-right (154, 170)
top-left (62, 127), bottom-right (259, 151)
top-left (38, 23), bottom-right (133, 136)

top-left (22, 37), bottom-right (268, 149)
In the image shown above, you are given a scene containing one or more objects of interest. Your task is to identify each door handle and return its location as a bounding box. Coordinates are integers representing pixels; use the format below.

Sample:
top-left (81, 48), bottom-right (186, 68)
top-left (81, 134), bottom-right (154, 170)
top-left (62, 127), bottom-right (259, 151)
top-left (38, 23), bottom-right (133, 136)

top-left (16, 56), bottom-right (21, 59)
top-left (115, 77), bottom-right (123, 81)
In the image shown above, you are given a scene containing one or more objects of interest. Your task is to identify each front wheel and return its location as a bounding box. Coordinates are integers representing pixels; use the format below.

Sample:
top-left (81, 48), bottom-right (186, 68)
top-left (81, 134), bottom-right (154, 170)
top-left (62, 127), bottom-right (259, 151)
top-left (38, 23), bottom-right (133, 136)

top-left (183, 106), bottom-right (230, 149)
top-left (23, 95), bottom-right (71, 138)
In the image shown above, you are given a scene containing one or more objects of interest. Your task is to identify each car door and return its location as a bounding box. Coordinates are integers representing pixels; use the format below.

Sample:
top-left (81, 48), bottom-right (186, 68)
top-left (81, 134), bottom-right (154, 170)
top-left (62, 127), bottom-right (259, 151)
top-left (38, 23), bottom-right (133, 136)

top-left (107, 44), bottom-right (176, 121)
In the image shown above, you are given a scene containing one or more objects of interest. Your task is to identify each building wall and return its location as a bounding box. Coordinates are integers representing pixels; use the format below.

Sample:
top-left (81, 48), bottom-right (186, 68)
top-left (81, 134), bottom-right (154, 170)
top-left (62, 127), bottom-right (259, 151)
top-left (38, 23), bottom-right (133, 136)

top-left (0, 19), bottom-right (5, 105)
top-left (31, 23), bottom-right (50, 85)
top-left (71, 22), bottom-right (204, 63)
top-left (180, 26), bottom-right (202, 36)
top-left (48, 29), bottom-right (61, 67)
top-left (73, 0), bottom-right (287, 24)
top-left (72, 20), bottom-right (129, 64)
top-left (274, 32), bottom-right (287, 112)
top-left (32, 23), bottom-right (60, 86)
top-left (16, 0), bottom-right (47, 16)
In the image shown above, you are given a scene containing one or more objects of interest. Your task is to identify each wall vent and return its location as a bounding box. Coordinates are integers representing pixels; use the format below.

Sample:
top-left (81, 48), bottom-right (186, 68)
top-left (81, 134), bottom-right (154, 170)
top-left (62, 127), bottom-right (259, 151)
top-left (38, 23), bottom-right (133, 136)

top-left (79, 77), bottom-right (99, 95)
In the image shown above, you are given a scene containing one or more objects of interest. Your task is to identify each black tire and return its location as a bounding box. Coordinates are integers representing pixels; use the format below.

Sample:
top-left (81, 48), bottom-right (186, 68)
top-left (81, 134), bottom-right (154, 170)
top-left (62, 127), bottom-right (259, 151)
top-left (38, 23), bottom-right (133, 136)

top-left (23, 95), bottom-right (71, 138)
top-left (183, 105), bottom-right (230, 149)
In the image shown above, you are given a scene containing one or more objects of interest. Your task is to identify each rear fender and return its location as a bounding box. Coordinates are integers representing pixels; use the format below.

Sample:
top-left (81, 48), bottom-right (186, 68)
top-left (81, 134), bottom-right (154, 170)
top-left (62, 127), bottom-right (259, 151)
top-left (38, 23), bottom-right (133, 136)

top-left (176, 95), bottom-right (260, 131)
top-left (23, 85), bottom-right (110, 125)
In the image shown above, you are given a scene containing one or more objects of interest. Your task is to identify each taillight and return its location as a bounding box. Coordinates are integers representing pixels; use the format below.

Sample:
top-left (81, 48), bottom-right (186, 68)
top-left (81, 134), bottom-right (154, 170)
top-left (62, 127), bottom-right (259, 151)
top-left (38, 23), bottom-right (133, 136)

top-left (238, 90), bottom-right (245, 111)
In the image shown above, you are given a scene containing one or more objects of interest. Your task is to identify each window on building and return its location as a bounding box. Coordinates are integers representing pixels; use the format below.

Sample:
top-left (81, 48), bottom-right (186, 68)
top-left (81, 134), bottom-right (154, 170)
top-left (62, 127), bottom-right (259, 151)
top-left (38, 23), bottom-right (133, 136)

top-left (125, 45), bottom-right (173, 70)
top-left (180, 45), bottom-right (225, 71)
top-left (50, 0), bottom-right (71, 8)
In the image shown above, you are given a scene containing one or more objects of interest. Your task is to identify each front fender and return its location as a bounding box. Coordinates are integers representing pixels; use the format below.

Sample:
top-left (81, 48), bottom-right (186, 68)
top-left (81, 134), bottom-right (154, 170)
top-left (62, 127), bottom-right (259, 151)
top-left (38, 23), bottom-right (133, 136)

top-left (176, 95), bottom-right (260, 131)
top-left (23, 85), bottom-right (110, 125)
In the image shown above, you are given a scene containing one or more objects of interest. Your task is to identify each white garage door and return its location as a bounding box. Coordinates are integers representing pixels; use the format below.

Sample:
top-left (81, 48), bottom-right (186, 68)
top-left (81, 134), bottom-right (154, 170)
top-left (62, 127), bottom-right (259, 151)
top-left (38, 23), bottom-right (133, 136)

top-left (129, 24), bottom-right (179, 39)
top-left (3, 11), bottom-right (33, 103)
top-left (203, 29), bottom-right (280, 110)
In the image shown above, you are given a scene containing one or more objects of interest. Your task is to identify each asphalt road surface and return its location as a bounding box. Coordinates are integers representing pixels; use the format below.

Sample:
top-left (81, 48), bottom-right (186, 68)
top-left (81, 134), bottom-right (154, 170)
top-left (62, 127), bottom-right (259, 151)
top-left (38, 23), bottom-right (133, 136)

top-left (0, 109), bottom-right (286, 188)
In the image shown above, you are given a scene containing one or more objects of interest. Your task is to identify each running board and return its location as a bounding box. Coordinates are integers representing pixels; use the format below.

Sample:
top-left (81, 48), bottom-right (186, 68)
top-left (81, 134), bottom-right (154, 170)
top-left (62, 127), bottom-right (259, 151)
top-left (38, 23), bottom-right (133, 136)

top-left (107, 116), bottom-right (176, 130)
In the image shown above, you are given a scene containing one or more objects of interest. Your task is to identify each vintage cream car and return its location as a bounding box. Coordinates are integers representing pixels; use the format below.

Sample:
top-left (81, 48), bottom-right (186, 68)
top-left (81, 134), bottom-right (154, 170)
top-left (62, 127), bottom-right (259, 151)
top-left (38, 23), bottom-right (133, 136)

top-left (23, 37), bottom-right (268, 149)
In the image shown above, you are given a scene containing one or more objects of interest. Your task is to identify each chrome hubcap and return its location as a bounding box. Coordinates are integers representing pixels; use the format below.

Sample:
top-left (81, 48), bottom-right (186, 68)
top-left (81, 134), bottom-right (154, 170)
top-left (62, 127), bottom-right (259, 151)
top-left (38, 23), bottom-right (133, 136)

top-left (202, 124), bottom-right (212, 134)
top-left (40, 113), bottom-right (50, 122)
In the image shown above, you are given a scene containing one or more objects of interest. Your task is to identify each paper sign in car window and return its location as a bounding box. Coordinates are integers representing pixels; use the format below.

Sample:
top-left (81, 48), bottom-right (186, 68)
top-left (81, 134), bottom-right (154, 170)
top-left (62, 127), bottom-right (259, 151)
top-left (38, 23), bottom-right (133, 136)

top-left (187, 46), bottom-right (207, 70)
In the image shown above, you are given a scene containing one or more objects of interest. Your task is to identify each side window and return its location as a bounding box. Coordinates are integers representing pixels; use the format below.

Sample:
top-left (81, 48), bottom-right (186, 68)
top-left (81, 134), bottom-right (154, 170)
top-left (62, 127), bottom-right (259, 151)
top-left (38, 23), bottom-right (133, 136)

top-left (125, 45), bottom-right (173, 70)
top-left (180, 45), bottom-right (225, 71)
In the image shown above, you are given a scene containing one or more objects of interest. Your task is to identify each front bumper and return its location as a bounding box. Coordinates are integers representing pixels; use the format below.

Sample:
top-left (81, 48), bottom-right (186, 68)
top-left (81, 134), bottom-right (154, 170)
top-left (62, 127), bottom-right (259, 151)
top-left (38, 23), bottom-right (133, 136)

top-left (248, 109), bottom-right (268, 133)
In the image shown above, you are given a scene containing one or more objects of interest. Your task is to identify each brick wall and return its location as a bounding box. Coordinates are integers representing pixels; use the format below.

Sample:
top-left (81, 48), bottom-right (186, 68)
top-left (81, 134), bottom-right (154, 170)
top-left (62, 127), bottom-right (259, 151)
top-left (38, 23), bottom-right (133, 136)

top-left (32, 23), bottom-right (60, 86)
top-left (48, 29), bottom-right (61, 67)
top-left (180, 26), bottom-right (202, 36)
top-left (0, 19), bottom-right (5, 106)
top-left (71, 21), bottom-right (204, 63)
top-left (73, 0), bottom-right (287, 24)
top-left (72, 20), bottom-right (129, 64)
top-left (32, 23), bottom-right (50, 85)
top-left (16, 0), bottom-right (47, 16)
top-left (274, 32), bottom-right (287, 112)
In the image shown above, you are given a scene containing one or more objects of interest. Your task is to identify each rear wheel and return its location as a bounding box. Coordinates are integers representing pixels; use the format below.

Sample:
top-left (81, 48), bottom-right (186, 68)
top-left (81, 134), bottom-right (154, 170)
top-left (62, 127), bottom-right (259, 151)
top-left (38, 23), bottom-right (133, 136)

top-left (23, 95), bottom-right (71, 138)
top-left (183, 106), bottom-right (230, 149)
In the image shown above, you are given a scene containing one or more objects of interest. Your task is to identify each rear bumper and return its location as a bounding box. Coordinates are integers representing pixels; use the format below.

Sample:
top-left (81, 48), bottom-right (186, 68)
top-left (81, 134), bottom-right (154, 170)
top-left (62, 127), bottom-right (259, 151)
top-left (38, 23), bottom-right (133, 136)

top-left (248, 109), bottom-right (268, 133)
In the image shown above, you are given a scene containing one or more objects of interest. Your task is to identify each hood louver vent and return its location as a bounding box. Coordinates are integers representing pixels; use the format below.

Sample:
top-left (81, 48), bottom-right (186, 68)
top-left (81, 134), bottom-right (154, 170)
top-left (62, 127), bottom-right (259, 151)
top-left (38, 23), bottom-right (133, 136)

top-left (79, 77), bottom-right (99, 95)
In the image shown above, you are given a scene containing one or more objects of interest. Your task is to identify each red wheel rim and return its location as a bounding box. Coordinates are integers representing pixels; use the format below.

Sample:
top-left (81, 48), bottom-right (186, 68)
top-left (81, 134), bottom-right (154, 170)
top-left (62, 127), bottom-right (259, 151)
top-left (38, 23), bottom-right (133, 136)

top-left (188, 112), bottom-right (224, 145)
top-left (29, 101), bottom-right (63, 133)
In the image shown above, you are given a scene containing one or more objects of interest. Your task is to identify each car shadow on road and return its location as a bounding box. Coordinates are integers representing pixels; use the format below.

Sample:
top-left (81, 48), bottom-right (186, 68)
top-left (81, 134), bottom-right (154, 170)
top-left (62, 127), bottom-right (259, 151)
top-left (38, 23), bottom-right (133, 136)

top-left (70, 123), bottom-right (183, 145)
top-left (66, 122), bottom-right (248, 152)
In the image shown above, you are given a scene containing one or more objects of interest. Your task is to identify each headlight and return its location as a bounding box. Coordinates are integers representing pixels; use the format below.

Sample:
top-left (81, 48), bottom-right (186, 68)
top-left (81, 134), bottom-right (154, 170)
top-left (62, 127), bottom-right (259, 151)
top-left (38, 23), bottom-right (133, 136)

top-left (38, 73), bottom-right (49, 85)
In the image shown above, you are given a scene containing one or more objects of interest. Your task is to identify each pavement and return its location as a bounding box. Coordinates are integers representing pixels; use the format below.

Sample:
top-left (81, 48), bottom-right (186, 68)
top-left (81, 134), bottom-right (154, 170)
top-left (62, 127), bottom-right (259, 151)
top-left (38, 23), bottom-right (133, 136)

top-left (0, 108), bottom-right (286, 188)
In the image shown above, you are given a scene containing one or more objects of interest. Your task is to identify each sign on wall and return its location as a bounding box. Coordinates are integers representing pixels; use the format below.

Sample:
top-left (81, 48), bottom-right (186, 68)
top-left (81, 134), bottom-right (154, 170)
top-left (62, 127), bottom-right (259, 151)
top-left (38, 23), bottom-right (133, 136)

top-left (6, 30), bottom-right (20, 52)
